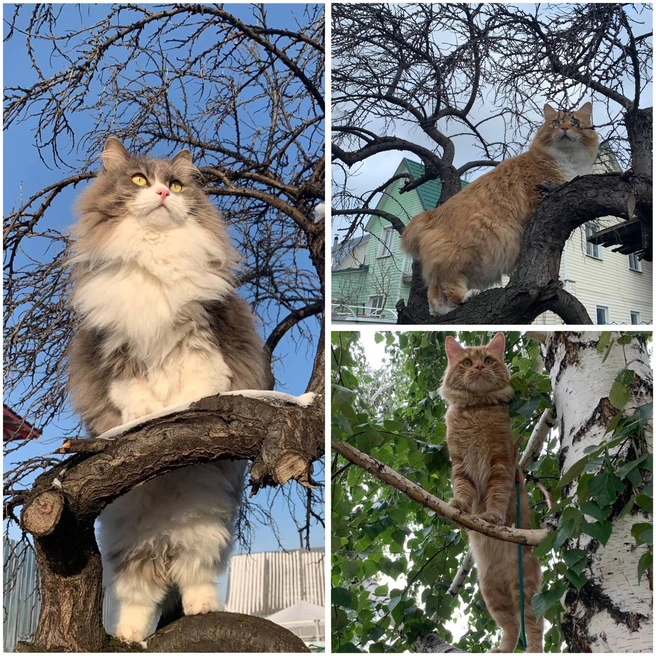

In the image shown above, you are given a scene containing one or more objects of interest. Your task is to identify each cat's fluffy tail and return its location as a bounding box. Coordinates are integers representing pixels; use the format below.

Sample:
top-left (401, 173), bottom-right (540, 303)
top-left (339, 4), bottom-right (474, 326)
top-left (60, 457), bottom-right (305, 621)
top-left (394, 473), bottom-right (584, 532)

top-left (400, 211), bottom-right (431, 259)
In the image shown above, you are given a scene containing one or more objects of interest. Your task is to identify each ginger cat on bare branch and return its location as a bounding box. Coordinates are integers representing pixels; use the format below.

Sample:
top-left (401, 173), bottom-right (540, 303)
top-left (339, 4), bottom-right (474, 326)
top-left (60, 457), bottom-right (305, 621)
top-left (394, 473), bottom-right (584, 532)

top-left (402, 103), bottom-right (599, 315)
top-left (439, 333), bottom-right (543, 652)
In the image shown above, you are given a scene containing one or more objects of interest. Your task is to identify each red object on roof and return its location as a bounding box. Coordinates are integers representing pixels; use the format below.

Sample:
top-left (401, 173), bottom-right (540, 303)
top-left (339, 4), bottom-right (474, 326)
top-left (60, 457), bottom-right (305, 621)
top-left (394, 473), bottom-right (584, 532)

top-left (3, 405), bottom-right (41, 442)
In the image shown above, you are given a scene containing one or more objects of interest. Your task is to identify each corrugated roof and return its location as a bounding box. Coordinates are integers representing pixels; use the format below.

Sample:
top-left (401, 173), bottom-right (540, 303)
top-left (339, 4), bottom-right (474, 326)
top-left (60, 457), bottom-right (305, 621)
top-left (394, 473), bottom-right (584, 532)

top-left (3, 405), bottom-right (41, 442)
top-left (401, 159), bottom-right (445, 211)
top-left (224, 548), bottom-right (324, 617)
top-left (332, 234), bottom-right (370, 268)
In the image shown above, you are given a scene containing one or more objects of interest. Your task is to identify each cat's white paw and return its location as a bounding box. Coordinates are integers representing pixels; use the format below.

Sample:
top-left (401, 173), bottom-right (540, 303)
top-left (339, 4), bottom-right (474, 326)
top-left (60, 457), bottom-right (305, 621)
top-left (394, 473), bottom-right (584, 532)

top-left (114, 621), bottom-right (148, 643)
top-left (183, 595), bottom-right (220, 616)
top-left (462, 289), bottom-right (481, 303)
top-left (428, 303), bottom-right (452, 316)
top-left (121, 399), bottom-right (165, 423)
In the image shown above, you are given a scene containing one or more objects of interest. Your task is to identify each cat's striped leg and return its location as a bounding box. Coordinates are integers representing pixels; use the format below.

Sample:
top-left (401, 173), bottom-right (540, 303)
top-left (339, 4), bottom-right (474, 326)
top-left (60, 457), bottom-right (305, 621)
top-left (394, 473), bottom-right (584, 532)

top-left (440, 275), bottom-right (470, 311)
top-left (522, 551), bottom-right (544, 652)
top-left (427, 282), bottom-right (450, 316)
top-left (478, 566), bottom-right (521, 653)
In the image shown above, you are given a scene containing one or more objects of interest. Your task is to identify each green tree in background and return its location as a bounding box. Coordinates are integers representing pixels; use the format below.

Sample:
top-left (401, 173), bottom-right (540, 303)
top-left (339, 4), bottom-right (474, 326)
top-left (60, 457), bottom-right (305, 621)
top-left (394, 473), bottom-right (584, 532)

top-left (331, 331), bottom-right (652, 653)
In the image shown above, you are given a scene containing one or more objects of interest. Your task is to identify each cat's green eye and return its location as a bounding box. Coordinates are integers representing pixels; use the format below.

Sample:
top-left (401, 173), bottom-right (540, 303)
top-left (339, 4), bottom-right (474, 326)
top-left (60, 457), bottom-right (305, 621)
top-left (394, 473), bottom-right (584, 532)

top-left (132, 174), bottom-right (148, 187)
top-left (484, 357), bottom-right (493, 365)
top-left (551, 120), bottom-right (561, 128)
top-left (571, 118), bottom-right (581, 127)
top-left (170, 181), bottom-right (183, 193)
top-left (463, 358), bottom-right (472, 367)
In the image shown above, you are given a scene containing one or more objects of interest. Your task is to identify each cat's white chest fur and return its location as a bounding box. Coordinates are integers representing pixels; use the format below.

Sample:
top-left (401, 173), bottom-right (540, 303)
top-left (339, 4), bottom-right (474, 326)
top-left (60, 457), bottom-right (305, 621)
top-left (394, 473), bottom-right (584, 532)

top-left (548, 141), bottom-right (596, 181)
top-left (72, 216), bottom-right (232, 366)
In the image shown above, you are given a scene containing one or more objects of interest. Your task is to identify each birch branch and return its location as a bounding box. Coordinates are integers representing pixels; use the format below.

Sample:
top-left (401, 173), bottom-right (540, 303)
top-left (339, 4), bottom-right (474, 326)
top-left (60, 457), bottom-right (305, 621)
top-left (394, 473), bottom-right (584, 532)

top-left (332, 438), bottom-right (550, 546)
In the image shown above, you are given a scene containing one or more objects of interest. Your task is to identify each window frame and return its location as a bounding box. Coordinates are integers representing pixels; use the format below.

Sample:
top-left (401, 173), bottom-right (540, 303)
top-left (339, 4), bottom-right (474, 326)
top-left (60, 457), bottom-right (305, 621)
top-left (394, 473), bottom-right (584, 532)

top-left (376, 227), bottom-right (395, 258)
top-left (595, 304), bottom-right (610, 325)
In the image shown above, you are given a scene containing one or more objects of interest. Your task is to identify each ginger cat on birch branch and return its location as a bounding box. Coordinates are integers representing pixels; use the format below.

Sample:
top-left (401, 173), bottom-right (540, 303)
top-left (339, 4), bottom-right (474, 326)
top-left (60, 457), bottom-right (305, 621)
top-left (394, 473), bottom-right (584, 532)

top-left (440, 333), bottom-right (543, 652)
top-left (402, 103), bottom-right (599, 315)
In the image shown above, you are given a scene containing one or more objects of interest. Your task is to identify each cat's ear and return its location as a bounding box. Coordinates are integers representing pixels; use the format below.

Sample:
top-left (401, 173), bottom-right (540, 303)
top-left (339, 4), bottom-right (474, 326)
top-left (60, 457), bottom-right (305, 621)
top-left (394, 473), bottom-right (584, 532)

top-left (543, 103), bottom-right (559, 122)
top-left (444, 336), bottom-right (465, 362)
top-left (172, 149), bottom-right (194, 167)
top-left (487, 332), bottom-right (506, 358)
top-left (171, 149), bottom-right (201, 178)
top-left (576, 102), bottom-right (593, 122)
top-left (102, 137), bottom-right (130, 172)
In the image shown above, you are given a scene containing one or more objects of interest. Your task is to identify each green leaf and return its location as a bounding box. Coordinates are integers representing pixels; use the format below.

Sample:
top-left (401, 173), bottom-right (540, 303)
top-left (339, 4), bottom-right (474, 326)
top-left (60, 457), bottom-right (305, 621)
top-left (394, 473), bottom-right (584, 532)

top-left (587, 472), bottom-right (625, 507)
top-left (335, 642), bottom-right (362, 652)
top-left (609, 380), bottom-right (631, 409)
top-left (631, 522), bottom-right (653, 546)
top-left (373, 333), bottom-right (383, 344)
top-left (597, 332), bottom-right (611, 353)
top-left (342, 560), bottom-right (360, 580)
top-left (558, 456), bottom-right (589, 488)
top-left (562, 548), bottom-right (588, 575)
top-left (532, 580), bottom-right (568, 619)
top-left (332, 587), bottom-right (353, 608)
top-left (532, 531), bottom-right (557, 559)
top-left (635, 493), bottom-right (653, 512)
top-left (564, 568), bottom-right (588, 590)
top-left (638, 551), bottom-right (652, 584)
top-left (582, 520), bottom-right (613, 546)
top-left (579, 500), bottom-right (611, 521)
top-left (617, 454), bottom-right (650, 479)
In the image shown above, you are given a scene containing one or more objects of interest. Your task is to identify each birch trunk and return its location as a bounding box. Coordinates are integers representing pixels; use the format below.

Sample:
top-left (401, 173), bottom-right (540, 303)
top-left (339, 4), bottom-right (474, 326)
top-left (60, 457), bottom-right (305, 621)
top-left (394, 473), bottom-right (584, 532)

top-left (542, 332), bottom-right (653, 653)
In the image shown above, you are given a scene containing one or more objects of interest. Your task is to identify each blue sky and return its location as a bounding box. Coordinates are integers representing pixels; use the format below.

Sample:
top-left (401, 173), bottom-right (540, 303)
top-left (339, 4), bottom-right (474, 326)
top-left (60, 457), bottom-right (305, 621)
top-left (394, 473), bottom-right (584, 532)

top-left (3, 3), bottom-right (325, 562)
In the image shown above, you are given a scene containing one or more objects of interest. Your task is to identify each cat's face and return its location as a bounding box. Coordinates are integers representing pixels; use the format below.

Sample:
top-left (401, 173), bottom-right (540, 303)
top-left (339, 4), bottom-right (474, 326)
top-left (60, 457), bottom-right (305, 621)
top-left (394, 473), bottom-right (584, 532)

top-left (443, 333), bottom-right (510, 395)
top-left (534, 102), bottom-right (599, 156)
top-left (82, 137), bottom-right (208, 227)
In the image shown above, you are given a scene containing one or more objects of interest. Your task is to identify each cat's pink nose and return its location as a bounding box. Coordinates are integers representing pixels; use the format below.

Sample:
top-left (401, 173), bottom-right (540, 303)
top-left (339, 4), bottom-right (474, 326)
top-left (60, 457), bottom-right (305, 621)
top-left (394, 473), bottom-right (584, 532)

top-left (155, 186), bottom-right (170, 199)
top-left (474, 364), bottom-right (484, 371)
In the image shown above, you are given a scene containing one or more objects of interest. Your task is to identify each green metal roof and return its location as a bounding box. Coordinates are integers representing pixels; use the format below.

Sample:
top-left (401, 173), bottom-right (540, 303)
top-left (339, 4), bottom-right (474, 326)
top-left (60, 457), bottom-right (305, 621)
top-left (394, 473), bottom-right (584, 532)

top-left (395, 158), bottom-right (468, 211)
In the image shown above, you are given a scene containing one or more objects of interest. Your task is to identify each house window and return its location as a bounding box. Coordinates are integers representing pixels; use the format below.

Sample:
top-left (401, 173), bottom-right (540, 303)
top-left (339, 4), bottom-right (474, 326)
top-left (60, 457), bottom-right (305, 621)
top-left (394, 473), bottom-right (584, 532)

top-left (628, 253), bottom-right (642, 272)
top-left (585, 225), bottom-right (601, 259)
top-left (368, 295), bottom-right (386, 315)
top-left (630, 310), bottom-right (641, 325)
top-left (377, 228), bottom-right (395, 258)
top-left (596, 305), bottom-right (610, 325)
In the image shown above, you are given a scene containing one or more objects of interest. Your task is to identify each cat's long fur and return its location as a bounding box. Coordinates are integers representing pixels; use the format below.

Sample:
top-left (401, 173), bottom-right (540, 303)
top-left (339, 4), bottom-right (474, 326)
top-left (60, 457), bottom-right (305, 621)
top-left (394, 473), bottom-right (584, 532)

top-left (439, 333), bottom-right (543, 653)
top-left (67, 138), bottom-right (268, 642)
top-left (402, 103), bottom-right (599, 315)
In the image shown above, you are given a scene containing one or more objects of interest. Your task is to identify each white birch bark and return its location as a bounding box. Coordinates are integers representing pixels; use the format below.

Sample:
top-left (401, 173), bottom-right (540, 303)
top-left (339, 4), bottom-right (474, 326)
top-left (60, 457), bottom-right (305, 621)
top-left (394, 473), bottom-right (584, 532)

top-left (543, 332), bottom-right (653, 653)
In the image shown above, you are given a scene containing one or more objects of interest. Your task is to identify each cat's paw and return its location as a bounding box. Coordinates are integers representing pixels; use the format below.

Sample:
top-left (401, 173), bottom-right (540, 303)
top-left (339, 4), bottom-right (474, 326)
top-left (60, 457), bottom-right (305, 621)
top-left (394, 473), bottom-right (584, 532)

top-left (461, 289), bottom-right (481, 303)
top-left (448, 498), bottom-right (471, 514)
top-left (114, 622), bottom-right (148, 643)
top-left (121, 400), bottom-right (165, 423)
top-left (478, 510), bottom-right (505, 525)
top-left (183, 592), bottom-right (220, 616)
top-left (428, 303), bottom-right (451, 316)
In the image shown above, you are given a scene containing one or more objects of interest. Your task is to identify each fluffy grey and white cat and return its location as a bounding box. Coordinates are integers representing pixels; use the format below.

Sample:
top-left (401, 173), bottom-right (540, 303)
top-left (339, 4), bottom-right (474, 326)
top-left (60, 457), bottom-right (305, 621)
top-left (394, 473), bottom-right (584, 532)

top-left (67, 137), bottom-right (268, 642)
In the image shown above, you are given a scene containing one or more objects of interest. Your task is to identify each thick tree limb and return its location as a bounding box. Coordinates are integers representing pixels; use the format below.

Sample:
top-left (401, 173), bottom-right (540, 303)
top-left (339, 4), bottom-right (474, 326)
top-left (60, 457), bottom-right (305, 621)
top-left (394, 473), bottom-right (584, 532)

top-left (397, 173), bottom-right (652, 324)
top-left (145, 612), bottom-right (310, 652)
top-left (332, 438), bottom-right (550, 546)
top-left (19, 391), bottom-right (324, 652)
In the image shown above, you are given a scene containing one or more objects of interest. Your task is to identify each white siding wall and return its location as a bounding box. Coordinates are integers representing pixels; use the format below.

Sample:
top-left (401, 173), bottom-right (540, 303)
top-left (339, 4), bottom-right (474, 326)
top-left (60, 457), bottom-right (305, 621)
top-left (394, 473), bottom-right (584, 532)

top-left (534, 222), bottom-right (652, 325)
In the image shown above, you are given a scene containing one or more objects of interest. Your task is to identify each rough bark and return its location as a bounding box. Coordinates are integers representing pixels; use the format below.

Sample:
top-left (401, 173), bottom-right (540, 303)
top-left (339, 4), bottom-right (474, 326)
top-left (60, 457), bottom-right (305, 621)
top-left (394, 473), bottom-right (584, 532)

top-left (397, 173), bottom-right (652, 324)
top-left (625, 107), bottom-right (653, 179)
top-left (542, 332), bottom-right (653, 652)
top-left (145, 612), bottom-right (310, 652)
top-left (19, 391), bottom-right (324, 652)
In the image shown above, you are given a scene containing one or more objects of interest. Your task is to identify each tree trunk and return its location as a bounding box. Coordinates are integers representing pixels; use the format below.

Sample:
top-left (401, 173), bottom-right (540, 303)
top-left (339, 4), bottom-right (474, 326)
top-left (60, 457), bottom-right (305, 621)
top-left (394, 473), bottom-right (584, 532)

top-left (542, 332), bottom-right (653, 652)
top-left (625, 107), bottom-right (653, 179)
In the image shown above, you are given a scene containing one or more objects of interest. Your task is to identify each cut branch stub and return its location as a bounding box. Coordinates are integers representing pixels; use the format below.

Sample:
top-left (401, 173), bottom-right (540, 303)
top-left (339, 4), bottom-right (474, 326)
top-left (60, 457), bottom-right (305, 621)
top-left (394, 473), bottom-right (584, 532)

top-left (21, 490), bottom-right (64, 537)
